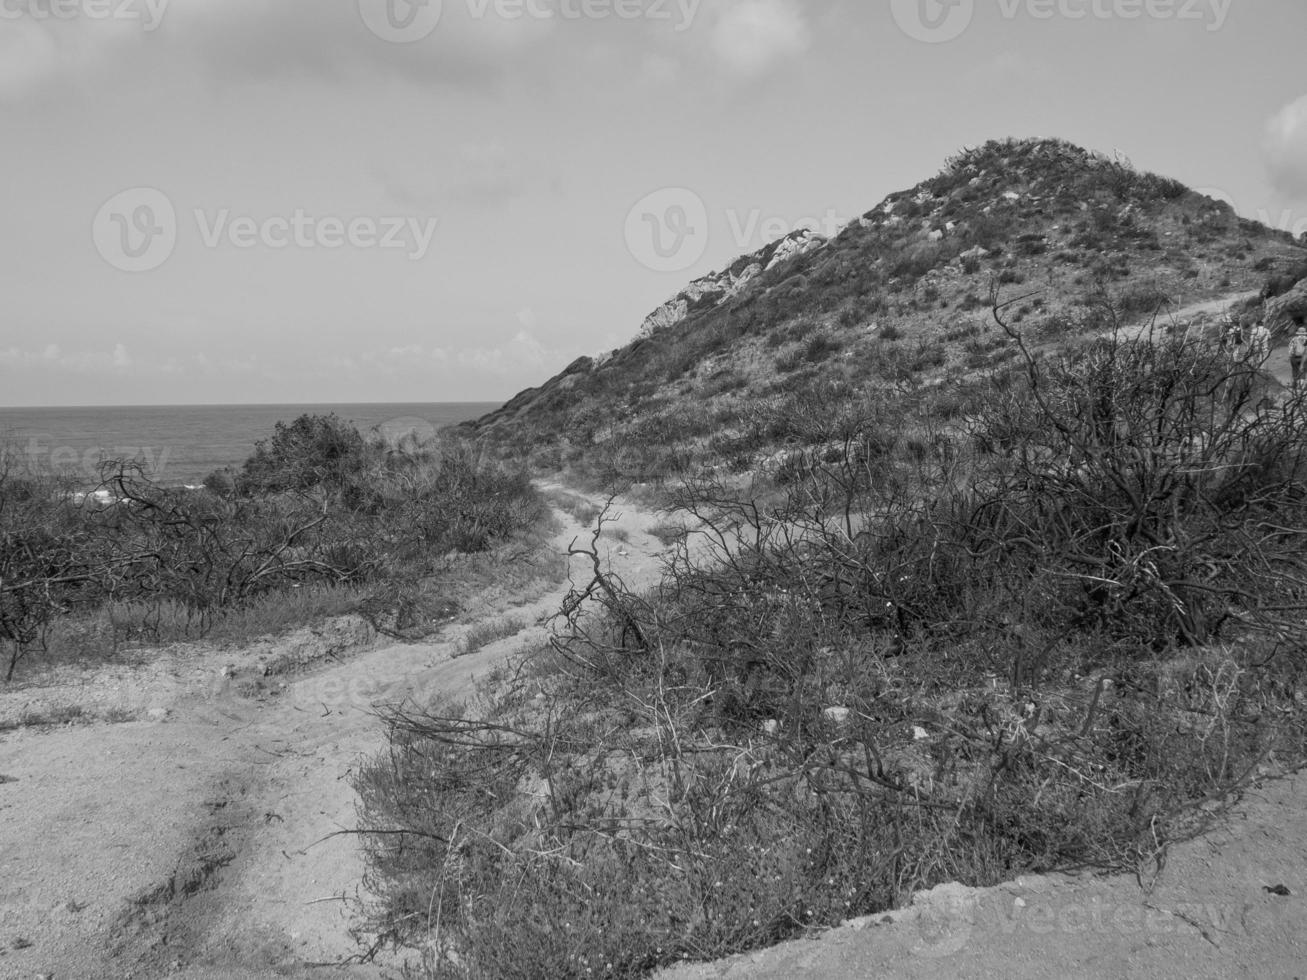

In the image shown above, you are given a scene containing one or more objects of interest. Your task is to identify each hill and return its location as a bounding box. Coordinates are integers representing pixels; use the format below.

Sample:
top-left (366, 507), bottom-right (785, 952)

top-left (465, 137), bottom-right (1306, 482)
top-left (363, 138), bottom-right (1307, 978)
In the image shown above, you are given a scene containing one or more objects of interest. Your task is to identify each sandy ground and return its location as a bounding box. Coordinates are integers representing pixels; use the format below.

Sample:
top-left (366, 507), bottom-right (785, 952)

top-left (656, 771), bottom-right (1307, 980)
top-left (0, 487), bottom-right (670, 980)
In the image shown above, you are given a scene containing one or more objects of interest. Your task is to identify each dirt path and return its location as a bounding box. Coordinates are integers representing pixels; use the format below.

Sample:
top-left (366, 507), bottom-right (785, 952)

top-left (1122, 290), bottom-right (1299, 388)
top-left (0, 487), bottom-right (669, 980)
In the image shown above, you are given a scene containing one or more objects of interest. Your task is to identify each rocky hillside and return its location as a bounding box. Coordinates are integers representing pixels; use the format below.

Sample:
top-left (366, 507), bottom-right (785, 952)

top-left (466, 138), bottom-right (1307, 480)
top-left (636, 228), bottom-right (829, 338)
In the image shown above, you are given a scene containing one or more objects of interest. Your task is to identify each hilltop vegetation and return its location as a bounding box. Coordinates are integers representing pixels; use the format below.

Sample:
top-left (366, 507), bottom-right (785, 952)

top-left (467, 138), bottom-right (1305, 485)
top-left (361, 324), bottom-right (1307, 979)
top-left (355, 140), bottom-right (1307, 978)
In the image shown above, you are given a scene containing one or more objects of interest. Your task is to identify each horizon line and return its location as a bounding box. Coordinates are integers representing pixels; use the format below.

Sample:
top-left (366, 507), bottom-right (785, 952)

top-left (0, 399), bottom-right (506, 412)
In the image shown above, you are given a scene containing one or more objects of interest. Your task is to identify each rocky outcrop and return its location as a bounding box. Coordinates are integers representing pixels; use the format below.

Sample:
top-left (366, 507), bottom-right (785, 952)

top-left (1266, 277), bottom-right (1307, 331)
top-left (763, 229), bottom-right (826, 271)
top-left (638, 229), bottom-right (827, 338)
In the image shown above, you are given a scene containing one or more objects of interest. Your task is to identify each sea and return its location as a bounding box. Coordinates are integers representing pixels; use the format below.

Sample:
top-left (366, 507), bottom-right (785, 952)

top-left (0, 402), bottom-right (500, 488)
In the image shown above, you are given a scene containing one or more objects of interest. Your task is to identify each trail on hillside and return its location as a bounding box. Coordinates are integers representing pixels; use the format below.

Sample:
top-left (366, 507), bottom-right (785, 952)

top-left (1119, 291), bottom-right (1299, 390)
top-left (0, 486), bottom-right (669, 980)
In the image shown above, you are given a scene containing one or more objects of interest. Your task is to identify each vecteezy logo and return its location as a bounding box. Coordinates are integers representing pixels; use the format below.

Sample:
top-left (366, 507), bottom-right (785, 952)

top-left (891, 0), bottom-right (975, 43)
top-left (358, 0), bottom-right (443, 42)
top-left (910, 904), bottom-right (974, 958)
top-left (92, 188), bottom-right (178, 273)
top-left (624, 187), bottom-right (710, 274)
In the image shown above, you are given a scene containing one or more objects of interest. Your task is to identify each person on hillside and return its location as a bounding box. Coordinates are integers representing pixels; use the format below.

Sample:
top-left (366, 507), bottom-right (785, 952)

top-left (1221, 317), bottom-right (1244, 360)
top-left (1221, 317), bottom-right (1252, 405)
top-left (1250, 319), bottom-right (1272, 366)
top-left (1290, 324), bottom-right (1307, 388)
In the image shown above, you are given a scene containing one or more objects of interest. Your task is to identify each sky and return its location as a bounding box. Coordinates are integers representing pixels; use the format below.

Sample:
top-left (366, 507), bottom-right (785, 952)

top-left (1, 0), bottom-right (1305, 407)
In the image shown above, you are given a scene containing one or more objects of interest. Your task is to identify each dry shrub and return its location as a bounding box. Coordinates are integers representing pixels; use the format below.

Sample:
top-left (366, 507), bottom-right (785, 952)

top-left (355, 318), bottom-right (1307, 978)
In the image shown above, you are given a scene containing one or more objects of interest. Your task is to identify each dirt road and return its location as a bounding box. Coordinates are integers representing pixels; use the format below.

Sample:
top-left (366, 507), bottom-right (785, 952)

top-left (0, 488), bottom-right (669, 980)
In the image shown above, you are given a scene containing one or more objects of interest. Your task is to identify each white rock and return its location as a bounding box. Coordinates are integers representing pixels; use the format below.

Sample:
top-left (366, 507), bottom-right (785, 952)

top-left (764, 230), bottom-right (826, 271)
top-left (760, 719), bottom-right (780, 735)
top-left (147, 707), bottom-right (169, 722)
top-left (912, 725), bottom-right (930, 741)
top-left (637, 255), bottom-right (775, 337)
top-left (823, 706), bottom-right (852, 727)
top-left (639, 296), bottom-right (691, 337)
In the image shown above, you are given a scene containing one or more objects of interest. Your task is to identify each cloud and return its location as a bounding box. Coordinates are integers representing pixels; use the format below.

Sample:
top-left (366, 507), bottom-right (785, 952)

top-left (639, 52), bottom-right (682, 84)
top-left (708, 0), bottom-right (809, 76)
top-left (306, 334), bottom-right (555, 382)
top-left (0, 10), bottom-right (148, 100)
top-left (443, 141), bottom-right (537, 206)
top-left (0, 0), bottom-right (563, 97)
top-left (458, 330), bottom-right (555, 375)
top-left (0, 0), bottom-right (812, 99)
top-left (374, 141), bottom-right (549, 213)
top-left (167, 0), bottom-right (558, 86)
top-left (1266, 94), bottom-right (1307, 200)
top-left (0, 341), bottom-right (134, 373)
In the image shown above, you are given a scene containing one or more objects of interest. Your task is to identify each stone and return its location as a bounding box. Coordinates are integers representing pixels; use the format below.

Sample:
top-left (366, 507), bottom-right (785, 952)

top-left (764, 230), bottom-right (825, 271)
top-left (1267, 279), bottom-right (1307, 329)
top-left (823, 706), bottom-right (852, 727)
top-left (636, 241), bottom-right (804, 338)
